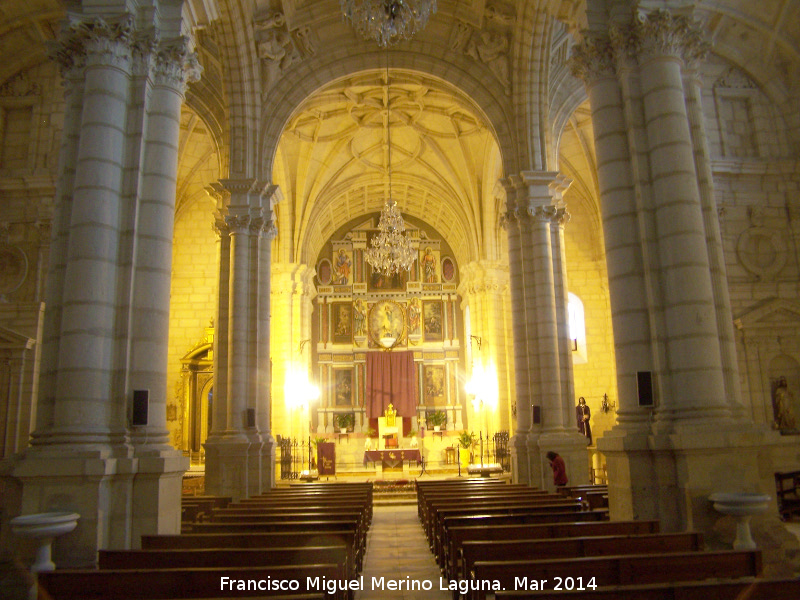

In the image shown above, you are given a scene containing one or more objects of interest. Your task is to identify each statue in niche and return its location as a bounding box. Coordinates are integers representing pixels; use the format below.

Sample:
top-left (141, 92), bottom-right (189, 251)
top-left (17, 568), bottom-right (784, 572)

top-left (354, 298), bottom-right (367, 336)
top-left (576, 397), bottom-right (592, 445)
top-left (773, 376), bottom-right (797, 431)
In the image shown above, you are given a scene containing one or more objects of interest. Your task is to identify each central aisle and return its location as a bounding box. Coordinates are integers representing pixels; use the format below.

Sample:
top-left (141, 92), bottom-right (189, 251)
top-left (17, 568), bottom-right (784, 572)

top-left (356, 504), bottom-right (452, 600)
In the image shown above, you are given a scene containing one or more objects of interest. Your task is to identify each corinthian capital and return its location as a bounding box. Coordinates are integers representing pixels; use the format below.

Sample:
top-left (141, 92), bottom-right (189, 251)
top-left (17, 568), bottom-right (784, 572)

top-left (49, 14), bottom-right (136, 75)
top-left (153, 37), bottom-right (203, 91)
top-left (612, 9), bottom-right (709, 65)
top-left (568, 36), bottom-right (616, 83)
top-left (225, 214), bottom-right (251, 234)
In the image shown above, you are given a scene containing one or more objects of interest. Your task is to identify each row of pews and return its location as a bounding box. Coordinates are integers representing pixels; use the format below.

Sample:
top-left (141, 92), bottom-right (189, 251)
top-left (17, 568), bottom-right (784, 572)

top-left (36, 482), bottom-right (373, 600)
top-left (416, 478), bottom-right (800, 600)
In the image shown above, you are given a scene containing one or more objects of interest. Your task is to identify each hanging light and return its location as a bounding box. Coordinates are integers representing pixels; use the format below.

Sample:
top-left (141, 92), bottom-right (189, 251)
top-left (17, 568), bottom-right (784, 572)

top-left (340, 0), bottom-right (438, 48)
top-left (364, 57), bottom-right (416, 276)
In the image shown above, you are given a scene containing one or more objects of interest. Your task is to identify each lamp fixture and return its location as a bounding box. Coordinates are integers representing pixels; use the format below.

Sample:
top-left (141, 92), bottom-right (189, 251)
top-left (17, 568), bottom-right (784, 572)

top-left (364, 56), bottom-right (416, 276)
top-left (340, 0), bottom-right (438, 48)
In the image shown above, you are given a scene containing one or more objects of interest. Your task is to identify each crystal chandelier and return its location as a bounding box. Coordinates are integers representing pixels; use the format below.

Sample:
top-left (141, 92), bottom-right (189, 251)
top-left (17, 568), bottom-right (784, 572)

top-left (340, 0), bottom-right (438, 47)
top-left (364, 62), bottom-right (416, 276)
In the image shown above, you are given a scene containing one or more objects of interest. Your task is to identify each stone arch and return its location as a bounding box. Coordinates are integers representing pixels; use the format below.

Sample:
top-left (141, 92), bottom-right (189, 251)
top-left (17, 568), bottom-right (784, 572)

top-left (259, 49), bottom-right (519, 181)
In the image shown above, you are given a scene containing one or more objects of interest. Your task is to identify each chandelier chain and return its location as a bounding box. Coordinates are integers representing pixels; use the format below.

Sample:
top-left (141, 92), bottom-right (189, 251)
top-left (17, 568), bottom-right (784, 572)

top-left (363, 51), bottom-right (416, 276)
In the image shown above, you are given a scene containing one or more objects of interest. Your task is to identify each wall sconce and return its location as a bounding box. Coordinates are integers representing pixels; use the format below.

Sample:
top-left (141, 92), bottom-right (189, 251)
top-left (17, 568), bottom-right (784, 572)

top-left (470, 335), bottom-right (482, 352)
top-left (600, 393), bottom-right (616, 413)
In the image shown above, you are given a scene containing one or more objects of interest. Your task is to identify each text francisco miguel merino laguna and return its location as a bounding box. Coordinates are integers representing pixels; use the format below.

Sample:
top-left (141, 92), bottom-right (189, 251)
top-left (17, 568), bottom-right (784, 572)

top-left (220, 575), bottom-right (598, 594)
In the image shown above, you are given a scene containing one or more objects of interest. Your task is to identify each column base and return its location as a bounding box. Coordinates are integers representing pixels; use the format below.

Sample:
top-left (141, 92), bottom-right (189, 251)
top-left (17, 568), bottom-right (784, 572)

top-left (536, 431), bottom-right (593, 492)
top-left (1, 443), bottom-right (187, 568)
top-left (203, 434), bottom-right (258, 501)
top-left (509, 432), bottom-right (531, 485)
top-left (260, 434), bottom-right (276, 491)
top-left (597, 421), bottom-right (800, 576)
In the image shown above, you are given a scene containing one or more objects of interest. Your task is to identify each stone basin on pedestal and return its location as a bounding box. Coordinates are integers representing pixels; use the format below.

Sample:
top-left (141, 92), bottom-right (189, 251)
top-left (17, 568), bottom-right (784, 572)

top-left (10, 512), bottom-right (80, 572)
top-left (709, 492), bottom-right (771, 550)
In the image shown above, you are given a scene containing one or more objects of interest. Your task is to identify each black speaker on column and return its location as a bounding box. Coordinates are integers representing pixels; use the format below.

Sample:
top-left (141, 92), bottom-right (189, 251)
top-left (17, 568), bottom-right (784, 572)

top-left (246, 408), bottom-right (256, 428)
top-left (637, 371), bottom-right (654, 407)
top-left (132, 389), bottom-right (149, 426)
top-left (532, 405), bottom-right (541, 424)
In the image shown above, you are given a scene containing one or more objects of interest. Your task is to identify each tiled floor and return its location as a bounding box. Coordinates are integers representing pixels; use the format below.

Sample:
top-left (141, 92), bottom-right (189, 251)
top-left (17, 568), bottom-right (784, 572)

top-left (356, 504), bottom-right (451, 600)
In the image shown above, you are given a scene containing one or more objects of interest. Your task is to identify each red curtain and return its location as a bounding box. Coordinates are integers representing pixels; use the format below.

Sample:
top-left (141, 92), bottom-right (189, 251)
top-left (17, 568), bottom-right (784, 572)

top-left (366, 351), bottom-right (418, 420)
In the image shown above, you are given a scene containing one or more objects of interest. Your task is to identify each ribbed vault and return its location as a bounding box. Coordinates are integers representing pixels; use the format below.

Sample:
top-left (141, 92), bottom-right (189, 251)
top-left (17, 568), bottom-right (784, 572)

top-left (273, 69), bottom-right (502, 269)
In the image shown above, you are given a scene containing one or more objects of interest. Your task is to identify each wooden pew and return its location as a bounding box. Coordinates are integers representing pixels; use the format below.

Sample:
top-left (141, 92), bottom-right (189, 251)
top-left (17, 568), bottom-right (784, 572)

top-left (458, 532), bottom-right (704, 582)
top-left (418, 489), bottom-right (552, 525)
top-left (99, 545), bottom-right (350, 577)
top-left (775, 470), bottom-right (800, 520)
top-left (98, 546), bottom-right (354, 600)
top-left (437, 511), bottom-right (615, 571)
top-left (444, 520), bottom-right (660, 580)
top-left (181, 496), bottom-right (232, 523)
top-left (468, 550), bottom-right (762, 600)
top-left (425, 497), bottom-right (580, 543)
top-left (494, 577), bottom-right (800, 600)
top-left (37, 564), bottom-right (344, 600)
top-left (213, 506), bottom-right (370, 530)
top-left (141, 530), bottom-right (359, 574)
top-left (430, 502), bottom-right (584, 562)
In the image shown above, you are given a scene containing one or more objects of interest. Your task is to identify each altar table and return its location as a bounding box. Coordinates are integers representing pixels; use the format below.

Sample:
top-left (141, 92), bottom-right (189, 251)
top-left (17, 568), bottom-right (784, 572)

top-left (363, 449), bottom-right (421, 469)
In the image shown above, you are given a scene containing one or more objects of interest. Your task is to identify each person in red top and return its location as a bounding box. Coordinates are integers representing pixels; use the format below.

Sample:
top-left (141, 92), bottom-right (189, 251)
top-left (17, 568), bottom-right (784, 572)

top-left (546, 451), bottom-right (568, 487)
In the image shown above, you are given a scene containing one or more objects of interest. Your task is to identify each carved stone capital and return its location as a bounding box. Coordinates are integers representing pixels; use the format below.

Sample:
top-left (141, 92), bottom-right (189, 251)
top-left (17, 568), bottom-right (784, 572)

top-left (250, 216), bottom-right (265, 233)
top-left (262, 219), bottom-right (278, 240)
top-left (553, 207), bottom-right (571, 227)
top-left (213, 215), bottom-right (229, 237)
top-left (153, 37), bottom-right (203, 91)
top-left (612, 10), bottom-right (709, 66)
top-left (568, 36), bottom-right (616, 83)
top-left (225, 214), bottom-right (251, 234)
top-left (49, 14), bottom-right (136, 75)
top-left (520, 205), bottom-right (561, 226)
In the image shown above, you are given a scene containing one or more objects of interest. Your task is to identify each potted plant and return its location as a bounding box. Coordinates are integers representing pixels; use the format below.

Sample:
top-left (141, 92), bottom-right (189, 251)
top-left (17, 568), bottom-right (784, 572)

top-left (336, 412), bottom-right (355, 433)
top-left (457, 430), bottom-right (476, 468)
top-left (427, 410), bottom-right (446, 432)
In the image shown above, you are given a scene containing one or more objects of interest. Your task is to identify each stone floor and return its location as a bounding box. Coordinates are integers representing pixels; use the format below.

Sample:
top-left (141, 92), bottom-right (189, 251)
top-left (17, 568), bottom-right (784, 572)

top-left (356, 504), bottom-right (451, 600)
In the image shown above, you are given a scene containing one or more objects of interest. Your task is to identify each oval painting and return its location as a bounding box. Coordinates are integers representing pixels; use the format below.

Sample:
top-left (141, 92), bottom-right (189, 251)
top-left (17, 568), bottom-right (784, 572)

top-left (317, 258), bottom-right (332, 285)
top-left (441, 256), bottom-right (456, 283)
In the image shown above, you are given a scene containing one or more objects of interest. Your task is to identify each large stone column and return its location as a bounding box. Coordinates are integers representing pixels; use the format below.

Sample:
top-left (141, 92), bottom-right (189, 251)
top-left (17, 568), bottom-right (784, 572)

top-left (127, 34), bottom-right (201, 546)
top-left (505, 172), bottom-right (589, 489)
top-left (6, 9), bottom-right (197, 566)
top-left (570, 34), bottom-right (659, 519)
top-left (205, 182), bottom-right (281, 497)
top-left (205, 181), bottom-right (259, 499)
top-left (633, 12), bottom-right (730, 427)
top-left (256, 188), bottom-right (280, 490)
top-left (571, 11), bottom-right (788, 546)
top-left (501, 180), bottom-right (533, 485)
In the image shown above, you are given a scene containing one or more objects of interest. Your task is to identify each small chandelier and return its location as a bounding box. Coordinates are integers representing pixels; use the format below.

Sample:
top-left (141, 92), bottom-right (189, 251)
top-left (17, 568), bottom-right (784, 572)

top-left (364, 61), bottom-right (416, 276)
top-left (340, 0), bottom-right (438, 47)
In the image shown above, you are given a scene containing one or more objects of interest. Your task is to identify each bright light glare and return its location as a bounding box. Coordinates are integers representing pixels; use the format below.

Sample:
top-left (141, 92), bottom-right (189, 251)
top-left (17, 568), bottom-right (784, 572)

top-left (466, 362), bottom-right (499, 409)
